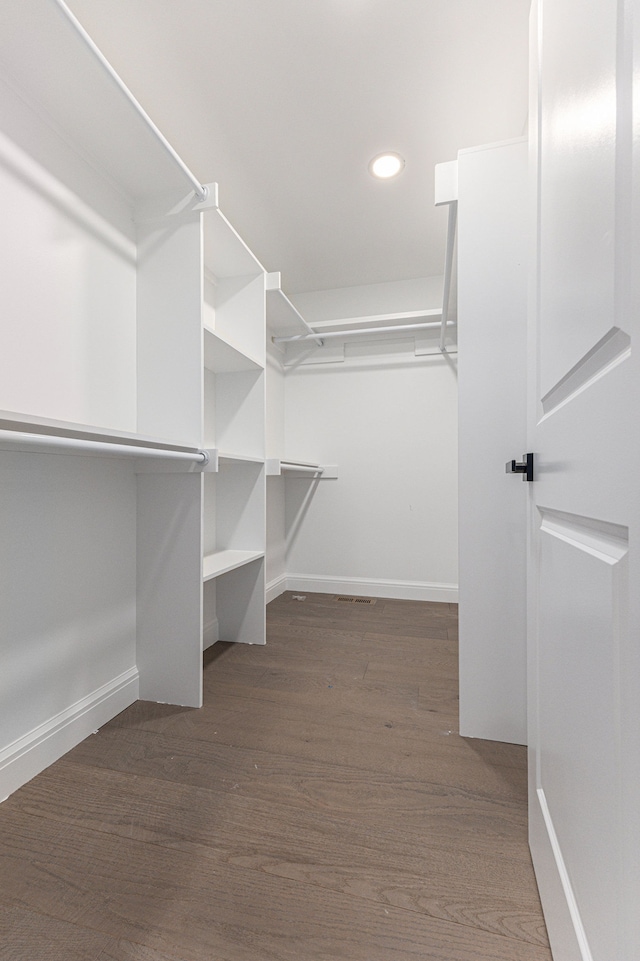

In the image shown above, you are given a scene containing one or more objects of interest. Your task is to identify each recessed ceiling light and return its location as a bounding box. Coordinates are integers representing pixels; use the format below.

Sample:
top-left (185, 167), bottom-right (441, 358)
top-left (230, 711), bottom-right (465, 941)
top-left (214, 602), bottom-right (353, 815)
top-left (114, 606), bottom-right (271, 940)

top-left (368, 152), bottom-right (405, 179)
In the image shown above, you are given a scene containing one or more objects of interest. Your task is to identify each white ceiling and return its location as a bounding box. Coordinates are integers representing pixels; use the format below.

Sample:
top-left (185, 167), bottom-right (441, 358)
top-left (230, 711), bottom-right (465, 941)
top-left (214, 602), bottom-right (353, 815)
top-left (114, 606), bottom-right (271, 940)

top-left (67, 0), bottom-right (531, 296)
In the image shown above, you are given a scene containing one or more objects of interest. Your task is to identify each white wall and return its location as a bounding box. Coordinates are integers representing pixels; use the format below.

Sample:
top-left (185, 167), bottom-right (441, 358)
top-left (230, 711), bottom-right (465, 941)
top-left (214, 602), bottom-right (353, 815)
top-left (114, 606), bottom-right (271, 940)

top-left (0, 128), bottom-right (137, 435)
top-left (264, 277), bottom-right (459, 603)
top-left (0, 451), bottom-right (139, 798)
top-left (284, 357), bottom-right (458, 600)
top-left (281, 326), bottom-right (458, 601)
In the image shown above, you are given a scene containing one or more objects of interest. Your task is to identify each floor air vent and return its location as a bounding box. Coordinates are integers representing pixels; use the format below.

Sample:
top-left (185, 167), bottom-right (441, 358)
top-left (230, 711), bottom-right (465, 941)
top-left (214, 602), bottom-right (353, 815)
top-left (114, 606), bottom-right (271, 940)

top-left (334, 596), bottom-right (377, 605)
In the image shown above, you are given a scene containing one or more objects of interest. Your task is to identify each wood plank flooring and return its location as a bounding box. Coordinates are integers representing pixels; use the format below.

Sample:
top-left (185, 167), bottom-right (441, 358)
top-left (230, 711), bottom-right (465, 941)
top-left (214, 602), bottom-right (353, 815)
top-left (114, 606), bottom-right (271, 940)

top-left (0, 592), bottom-right (551, 961)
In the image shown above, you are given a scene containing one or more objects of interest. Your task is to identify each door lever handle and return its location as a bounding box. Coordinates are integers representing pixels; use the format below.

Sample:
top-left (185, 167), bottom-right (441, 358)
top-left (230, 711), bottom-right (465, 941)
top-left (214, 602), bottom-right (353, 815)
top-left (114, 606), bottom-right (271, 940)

top-left (505, 452), bottom-right (534, 482)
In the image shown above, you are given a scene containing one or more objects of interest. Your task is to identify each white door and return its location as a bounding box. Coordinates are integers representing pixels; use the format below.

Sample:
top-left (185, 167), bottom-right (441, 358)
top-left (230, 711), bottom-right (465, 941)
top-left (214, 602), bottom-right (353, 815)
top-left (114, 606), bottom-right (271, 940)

top-left (527, 1), bottom-right (640, 959)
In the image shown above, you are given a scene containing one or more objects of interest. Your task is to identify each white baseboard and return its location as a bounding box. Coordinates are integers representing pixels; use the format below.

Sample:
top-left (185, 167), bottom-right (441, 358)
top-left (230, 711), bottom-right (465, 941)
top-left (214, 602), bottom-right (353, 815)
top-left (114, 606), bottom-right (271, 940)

top-left (0, 667), bottom-right (139, 802)
top-left (203, 616), bottom-right (220, 650)
top-left (266, 574), bottom-right (288, 604)
top-left (530, 788), bottom-right (589, 961)
top-left (284, 573), bottom-right (458, 604)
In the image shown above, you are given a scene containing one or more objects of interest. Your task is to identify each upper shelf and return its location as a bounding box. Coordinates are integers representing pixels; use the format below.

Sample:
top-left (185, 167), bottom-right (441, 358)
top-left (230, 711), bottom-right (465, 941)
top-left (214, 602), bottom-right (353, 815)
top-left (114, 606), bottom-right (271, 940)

top-left (266, 459), bottom-right (338, 478)
top-left (204, 208), bottom-right (265, 281)
top-left (265, 272), bottom-right (452, 355)
top-left (265, 272), bottom-right (322, 343)
top-left (0, 408), bottom-right (200, 452)
top-left (0, 0), bottom-right (203, 204)
top-left (200, 450), bottom-right (264, 473)
top-left (266, 280), bottom-right (305, 336)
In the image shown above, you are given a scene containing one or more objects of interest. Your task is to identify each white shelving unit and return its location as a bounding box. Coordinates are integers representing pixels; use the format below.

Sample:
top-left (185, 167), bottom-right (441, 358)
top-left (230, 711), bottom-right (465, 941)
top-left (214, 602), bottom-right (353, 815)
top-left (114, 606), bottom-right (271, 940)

top-left (0, 0), bottom-right (266, 800)
top-left (201, 208), bottom-right (266, 650)
top-left (266, 272), bottom-right (322, 344)
top-left (264, 274), bottom-right (338, 601)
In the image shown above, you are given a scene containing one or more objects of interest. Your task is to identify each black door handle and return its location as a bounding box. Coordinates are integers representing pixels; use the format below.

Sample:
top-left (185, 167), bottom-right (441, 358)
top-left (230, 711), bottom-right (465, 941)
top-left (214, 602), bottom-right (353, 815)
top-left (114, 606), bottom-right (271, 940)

top-left (506, 452), bottom-right (534, 482)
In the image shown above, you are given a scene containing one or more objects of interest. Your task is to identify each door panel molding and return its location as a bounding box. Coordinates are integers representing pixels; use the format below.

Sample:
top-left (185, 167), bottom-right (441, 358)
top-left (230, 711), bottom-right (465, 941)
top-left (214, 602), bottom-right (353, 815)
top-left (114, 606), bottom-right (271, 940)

top-left (539, 507), bottom-right (628, 563)
top-left (540, 326), bottom-right (630, 419)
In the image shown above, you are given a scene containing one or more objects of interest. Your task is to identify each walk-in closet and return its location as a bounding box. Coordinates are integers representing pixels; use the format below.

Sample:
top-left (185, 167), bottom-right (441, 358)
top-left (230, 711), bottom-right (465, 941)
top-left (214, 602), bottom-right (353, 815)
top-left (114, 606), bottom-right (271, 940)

top-left (2, 2), bottom-right (637, 960)
top-left (0, 1), bottom-right (466, 802)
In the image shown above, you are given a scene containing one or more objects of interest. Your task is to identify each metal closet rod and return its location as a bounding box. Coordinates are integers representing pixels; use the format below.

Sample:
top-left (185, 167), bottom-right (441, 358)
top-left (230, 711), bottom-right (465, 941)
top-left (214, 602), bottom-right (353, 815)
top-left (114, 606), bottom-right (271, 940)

top-left (276, 301), bottom-right (323, 348)
top-left (54, 0), bottom-right (208, 203)
top-left (0, 429), bottom-right (209, 464)
top-left (273, 319), bottom-right (455, 345)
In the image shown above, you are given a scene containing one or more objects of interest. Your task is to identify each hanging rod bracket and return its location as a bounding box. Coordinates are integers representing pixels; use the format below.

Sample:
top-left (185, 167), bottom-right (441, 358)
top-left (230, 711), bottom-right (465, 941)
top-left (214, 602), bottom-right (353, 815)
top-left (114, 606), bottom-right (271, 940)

top-left (192, 183), bottom-right (219, 210)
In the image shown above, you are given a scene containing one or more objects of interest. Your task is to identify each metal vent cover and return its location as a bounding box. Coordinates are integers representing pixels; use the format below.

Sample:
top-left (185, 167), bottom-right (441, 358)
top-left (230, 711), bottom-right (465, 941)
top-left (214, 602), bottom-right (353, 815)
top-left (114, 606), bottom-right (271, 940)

top-left (334, 595), bottom-right (377, 605)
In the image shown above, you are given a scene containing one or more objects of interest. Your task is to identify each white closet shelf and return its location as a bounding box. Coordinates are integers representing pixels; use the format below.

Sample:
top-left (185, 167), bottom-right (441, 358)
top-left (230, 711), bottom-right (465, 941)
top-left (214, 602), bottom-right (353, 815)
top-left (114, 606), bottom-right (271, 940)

top-left (204, 208), bottom-right (265, 280)
top-left (0, 411), bottom-right (177, 447)
top-left (0, 0), bottom-right (204, 202)
top-left (266, 458), bottom-right (338, 478)
top-left (0, 427), bottom-right (208, 465)
top-left (203, 326), bottom-right (263, 373)
top-left (0, 412), bottom-right (203, 455)
top-left (218, 452), bottom-right (264, 464)
top-left (265, 272), bottom-right (322, 344)
top-left (203, 549), bottom-right (264, 581)
top-left (203, 450), bottom-right (265, 472)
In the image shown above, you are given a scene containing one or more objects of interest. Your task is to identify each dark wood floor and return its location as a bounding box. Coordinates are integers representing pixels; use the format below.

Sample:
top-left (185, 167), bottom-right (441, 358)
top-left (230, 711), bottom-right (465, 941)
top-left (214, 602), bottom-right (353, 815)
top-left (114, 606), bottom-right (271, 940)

top-left (0, 592), bottom-right (551, 961)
